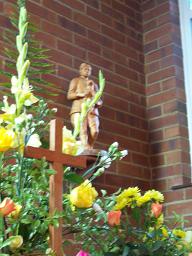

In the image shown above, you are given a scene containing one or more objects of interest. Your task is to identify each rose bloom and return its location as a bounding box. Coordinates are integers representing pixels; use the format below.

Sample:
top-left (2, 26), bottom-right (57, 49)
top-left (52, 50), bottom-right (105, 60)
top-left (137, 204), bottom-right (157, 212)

top-left (70, 180), bottom-right (98, 208)
top-left (9, 204), bottom-right (22, 219)
top-left (0, 127), bottom-right (15, 152)
top-left (107, 210), bottom-right (121, 226)
top-left (0, 198), bottom-right (16, 216)
top-left (76, 250), bottom-right (89, 256)
top-left (151, 203), bottom-right (162, 218)
top-left (9, 235), bottom-right (23, 250)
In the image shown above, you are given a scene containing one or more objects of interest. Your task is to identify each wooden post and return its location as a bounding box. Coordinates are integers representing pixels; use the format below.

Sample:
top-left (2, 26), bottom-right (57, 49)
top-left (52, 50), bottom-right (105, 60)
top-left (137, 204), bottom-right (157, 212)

top-left (24, 118), bottom-right (96, 255)
top-left (49, 119), bottom-right (63, 256)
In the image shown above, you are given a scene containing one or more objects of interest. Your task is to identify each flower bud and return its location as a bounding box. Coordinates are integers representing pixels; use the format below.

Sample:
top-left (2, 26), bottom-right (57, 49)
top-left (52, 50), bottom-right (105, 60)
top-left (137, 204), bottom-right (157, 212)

top-left (120, 149), bottom-right (128, 159)
top-left (9, 235), bottom-right (23, 250)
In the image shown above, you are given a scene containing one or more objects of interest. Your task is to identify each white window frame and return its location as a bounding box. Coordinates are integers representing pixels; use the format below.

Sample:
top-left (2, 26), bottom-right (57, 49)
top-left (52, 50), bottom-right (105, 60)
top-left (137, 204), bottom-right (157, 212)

top-left (179, 0), bottom-right (192, 171)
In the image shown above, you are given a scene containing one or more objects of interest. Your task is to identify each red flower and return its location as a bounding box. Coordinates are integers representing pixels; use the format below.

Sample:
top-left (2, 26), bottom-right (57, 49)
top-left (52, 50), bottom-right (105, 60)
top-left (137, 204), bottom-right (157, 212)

top-left (107, 210), bottom-right (121, 226)
top-left (151, 203), bottom-right (162, 218)
top-left (0, 198), bottom-right (16, 216)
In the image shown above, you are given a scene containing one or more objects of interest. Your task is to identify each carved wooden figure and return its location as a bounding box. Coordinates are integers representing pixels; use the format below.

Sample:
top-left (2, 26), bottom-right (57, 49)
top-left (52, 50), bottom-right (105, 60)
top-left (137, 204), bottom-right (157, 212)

top-left (67, 63), bottom-right (102, 150)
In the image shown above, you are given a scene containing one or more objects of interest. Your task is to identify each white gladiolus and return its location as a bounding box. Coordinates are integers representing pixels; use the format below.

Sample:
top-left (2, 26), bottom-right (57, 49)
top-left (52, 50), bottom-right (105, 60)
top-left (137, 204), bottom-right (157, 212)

top-left (27, 133), bottom-right (42, 147)
top-left (100, 155), bottom-right (112, 168)
top-left (120, 149), bottom-right (128, 159)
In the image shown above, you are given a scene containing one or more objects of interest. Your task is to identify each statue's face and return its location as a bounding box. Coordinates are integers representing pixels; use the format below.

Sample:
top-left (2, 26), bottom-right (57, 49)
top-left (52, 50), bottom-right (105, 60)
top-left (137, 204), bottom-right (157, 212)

top-left (80, 65), bottom-right (91, 77)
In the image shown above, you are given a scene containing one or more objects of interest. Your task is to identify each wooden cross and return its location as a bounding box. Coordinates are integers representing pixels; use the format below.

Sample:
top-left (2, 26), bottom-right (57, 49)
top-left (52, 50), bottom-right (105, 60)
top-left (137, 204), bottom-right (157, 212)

top-left (24, 118), bottom-right (94, 256)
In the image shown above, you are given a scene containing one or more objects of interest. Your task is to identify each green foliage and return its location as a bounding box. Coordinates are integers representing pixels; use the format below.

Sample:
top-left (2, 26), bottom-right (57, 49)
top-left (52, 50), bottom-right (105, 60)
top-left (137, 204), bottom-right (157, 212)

top-left (0, 2), bottom-right (57, 98)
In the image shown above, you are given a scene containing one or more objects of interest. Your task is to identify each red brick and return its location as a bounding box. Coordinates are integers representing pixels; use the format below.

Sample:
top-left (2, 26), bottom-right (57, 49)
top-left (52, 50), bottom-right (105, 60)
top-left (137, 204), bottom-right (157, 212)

top-left (129, 81), bottom-right (145, 95)
top-left (57, 40), bottom-right (86, 60)
top-left (0, 14), bottom-right (12, 29)
top-left (49, 49), bottom-right (72, 67)
top-left (115, 42), bottom-right (138, 60)
top-left (88, 30), bottom-right (113, 48)
top-left (43, 0), bottom-right (72, 18)
top-left (132, 152), bottom-right (149, 166)
top-left (143, 2), bottom-right (169, 22)
top-left (57, 0), bottom-right (85, 12)
top-left (74, 12), bottom-right (100, 32)
top-left (118, 162), bottom-right (150, 179)
top-left (88, 52), bottom-right (114, 71)
top-left (147, 66), bottom-right (176, 84)
top-left (130, 103), bottom-right (146, 118)
top-left (58, 16), bottom-right (86, 36)
top-left (149, 114), bottom-right (179, 130)
top-left (147, 106), bottom-right (161, 119)
top-left (145, 23), bottom-right (172, 43)
top-left (103, 49), bottom-right (127, 66)
top-left (105, 173), bottom-right (150, 191)
top-left (87, 6), bottom-right (112, 26)
top-left (142, 0), bottom-right (156, 12)
top-left (35, 31), bottom-right (56, 48)
top-left (74, 34), bottom-right (101, 54)
top-left (166, 201), bottom-right (192, 216)
top-left (28, 1), bottom-right (57, 23)
top-left (102, 25), bottom-right (126, 43)
top-left (164, 190), bottom-right (184, 203)
top-left (115, 64), bottom-right (138, 81)
top-left (42, 20), bottom-right (72, 42)
top-left (148, 89), bottom-right (177, 107)
top-left (101, 3), bottom-right (124, 23)
top-left (146, 83), bottom-right (161, 95)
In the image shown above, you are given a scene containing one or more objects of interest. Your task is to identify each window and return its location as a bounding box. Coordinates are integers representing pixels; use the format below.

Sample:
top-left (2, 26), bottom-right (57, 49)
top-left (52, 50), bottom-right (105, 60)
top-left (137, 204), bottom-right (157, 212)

top-left (179, 0), bottom-right (192, 172)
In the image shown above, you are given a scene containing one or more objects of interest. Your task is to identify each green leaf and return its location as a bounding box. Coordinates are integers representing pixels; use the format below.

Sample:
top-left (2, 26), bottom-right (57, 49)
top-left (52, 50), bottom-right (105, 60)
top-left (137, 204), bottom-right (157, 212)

top-left (122, 246), bottom-right (129, 256)
top-left (152, 240), bottom-right (163, 252)
top-left (64, 172), bottom-right (84, 184)
top-left (132, 207), bottom-right (141, 224)
top-left (0, 236), bottom-right (16, 249)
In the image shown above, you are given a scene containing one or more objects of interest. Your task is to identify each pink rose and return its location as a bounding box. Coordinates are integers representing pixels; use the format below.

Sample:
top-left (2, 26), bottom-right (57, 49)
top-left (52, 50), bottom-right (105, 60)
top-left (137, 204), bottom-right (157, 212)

top-left (76, 250), bottom-right (89, 256)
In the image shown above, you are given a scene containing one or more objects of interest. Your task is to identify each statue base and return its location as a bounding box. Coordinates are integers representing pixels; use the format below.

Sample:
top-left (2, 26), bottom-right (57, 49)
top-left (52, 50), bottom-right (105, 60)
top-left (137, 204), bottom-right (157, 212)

top-left (80, 149), bottom-right (107, 157)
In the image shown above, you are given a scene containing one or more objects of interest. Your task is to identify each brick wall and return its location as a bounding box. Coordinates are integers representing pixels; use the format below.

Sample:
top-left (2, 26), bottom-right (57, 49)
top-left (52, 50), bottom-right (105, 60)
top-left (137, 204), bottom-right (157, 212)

top-left (143, 0), bottom-right (192, 222)
top-left (0, 0), bottom-right (151, 193)
top-left (0, 0), bottom-right (192, 226)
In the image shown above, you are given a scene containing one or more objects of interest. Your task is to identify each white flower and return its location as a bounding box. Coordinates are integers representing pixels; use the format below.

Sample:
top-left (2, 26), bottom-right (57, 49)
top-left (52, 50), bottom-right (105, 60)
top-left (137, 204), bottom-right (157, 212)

top-left (11, 76), bottom-right (19, 94)
top-left (15, 116), bottom-right (25, 125)
top-left (93, 167), bottom-right (105, 177)
top-left (93, 203), bottom-right (103, 213)
top-left (27, 133), bottom-right (41, 147)
top-left (100, 155), bottom-right (112, 168)
top-left (185, 230), bottom-right (192, 243)
top-left (120, 149), bottom-right (128, 159)
top-left (111, 142), bottom-right (119, 148)
top-left (27, 114), bottom-right (33, 119)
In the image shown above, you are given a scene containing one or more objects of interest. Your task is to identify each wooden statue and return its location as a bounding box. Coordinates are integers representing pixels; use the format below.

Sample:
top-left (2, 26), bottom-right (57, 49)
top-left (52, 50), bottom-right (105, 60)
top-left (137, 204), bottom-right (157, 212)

top-left (67, 63), bottom-right (102, 150)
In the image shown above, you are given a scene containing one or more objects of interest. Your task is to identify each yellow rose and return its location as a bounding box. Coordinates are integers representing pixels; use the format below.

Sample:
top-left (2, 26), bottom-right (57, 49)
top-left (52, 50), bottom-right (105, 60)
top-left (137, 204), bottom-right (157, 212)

top-left (0, 127), bottom-right (15, 152)
top-left (9, 204), bottom-right (22, 219)
top-left (70, 180), bottom-right (98, 208)
top-left (9, 235), bottom-right (23, 249)
top-left (62, 126), bottom-right (83, 155)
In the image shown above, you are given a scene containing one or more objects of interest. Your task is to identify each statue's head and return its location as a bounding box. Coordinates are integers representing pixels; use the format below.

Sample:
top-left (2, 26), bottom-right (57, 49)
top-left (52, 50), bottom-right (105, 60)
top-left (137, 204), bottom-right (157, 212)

top-left (79, 63), bottom-right (92, 77)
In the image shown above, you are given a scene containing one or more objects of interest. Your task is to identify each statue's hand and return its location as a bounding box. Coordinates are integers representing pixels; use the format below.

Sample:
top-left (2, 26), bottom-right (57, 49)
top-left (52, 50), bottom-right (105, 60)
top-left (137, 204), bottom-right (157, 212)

top-left (76, 92), bottom-right (85, 98)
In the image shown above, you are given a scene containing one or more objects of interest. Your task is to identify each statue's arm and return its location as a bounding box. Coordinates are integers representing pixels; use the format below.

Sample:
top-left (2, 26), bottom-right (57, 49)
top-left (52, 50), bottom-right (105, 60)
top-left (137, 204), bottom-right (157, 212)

top-left (67, 79), bottom-right (79, 100)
